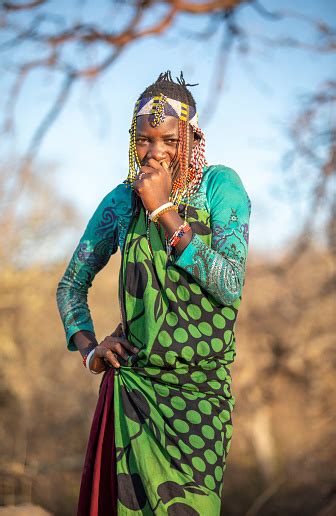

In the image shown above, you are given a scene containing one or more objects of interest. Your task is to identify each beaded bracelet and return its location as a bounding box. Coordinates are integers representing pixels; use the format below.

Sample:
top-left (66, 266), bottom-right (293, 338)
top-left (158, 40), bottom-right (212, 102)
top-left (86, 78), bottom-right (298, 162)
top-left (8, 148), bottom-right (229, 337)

top-left (151, 204), bottom-right (178, 223)
top-left (82, 353), bottom-right (89, 368)
top-left (169, 221), bottom-right (191, 248)
top-left (83, 348), bottom-right (100, 374)
top-left (149, 202), bottom-right (173, 221)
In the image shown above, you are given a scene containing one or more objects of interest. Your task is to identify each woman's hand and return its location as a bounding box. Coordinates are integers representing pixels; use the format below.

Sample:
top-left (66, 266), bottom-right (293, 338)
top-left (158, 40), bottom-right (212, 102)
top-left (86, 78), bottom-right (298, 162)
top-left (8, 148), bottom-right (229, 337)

top-left (134, 158), bottom-right (172, 212)
top-left (89, 325), bottom-right (139, 373)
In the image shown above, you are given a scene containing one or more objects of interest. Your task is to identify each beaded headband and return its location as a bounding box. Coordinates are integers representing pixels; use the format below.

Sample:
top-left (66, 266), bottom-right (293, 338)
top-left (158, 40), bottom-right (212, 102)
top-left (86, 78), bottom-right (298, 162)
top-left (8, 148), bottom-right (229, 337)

top-left (136, 94), bottom-right (199, 128)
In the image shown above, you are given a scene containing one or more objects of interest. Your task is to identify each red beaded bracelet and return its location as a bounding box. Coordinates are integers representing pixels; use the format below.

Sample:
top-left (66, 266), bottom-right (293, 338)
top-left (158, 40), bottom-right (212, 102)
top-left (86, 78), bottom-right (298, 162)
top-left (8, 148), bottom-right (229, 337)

top-left (82, 349), bottom-right (95, 368)
top-left (82, 349), bottom-right (100, 374)
top-left (169, 222), bottom-right (191, 248)
top-left (83, 354), bottom-right (88, 368)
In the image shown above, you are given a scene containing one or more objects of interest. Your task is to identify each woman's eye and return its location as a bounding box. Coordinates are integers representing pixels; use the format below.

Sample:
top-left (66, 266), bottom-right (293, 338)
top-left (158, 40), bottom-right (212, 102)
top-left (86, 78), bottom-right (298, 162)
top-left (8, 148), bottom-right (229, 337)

top-left (136, 138), bottom-right (148, 144)
top-left (165, 139), bottom-right (179, 144)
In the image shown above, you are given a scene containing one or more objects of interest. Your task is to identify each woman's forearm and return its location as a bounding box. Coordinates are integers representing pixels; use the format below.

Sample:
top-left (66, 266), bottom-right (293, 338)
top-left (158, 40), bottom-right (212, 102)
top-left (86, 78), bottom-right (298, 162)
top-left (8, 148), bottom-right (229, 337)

top-left (72, 330), bottom-right (99, 357)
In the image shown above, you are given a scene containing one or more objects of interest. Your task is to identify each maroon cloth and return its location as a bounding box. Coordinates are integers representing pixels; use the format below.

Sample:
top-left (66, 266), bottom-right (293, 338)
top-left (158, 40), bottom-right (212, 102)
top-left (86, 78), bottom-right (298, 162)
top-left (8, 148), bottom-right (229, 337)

top-left (77, 368), bottom-right (118, 516)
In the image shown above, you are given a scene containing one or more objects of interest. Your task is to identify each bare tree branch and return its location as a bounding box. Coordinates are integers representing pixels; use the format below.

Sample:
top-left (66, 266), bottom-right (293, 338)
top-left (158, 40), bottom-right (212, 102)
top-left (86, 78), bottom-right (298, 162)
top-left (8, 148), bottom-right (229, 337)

top-left (0, 0), bottom-right (335, 244)
top-left (257, 35), bottom-right (336, 53)
top-left (1, 73), bottom-right (75, 234)
top-left (250, 0), bottom-right (282, 20)
top-left (2, 0), bottom-right (46, 11)
top-left (165, 0), bottom-right (248, 14)
top-left (279, 81), bottom-right (336, 260)
top-left (4, 52), bottom-right (58, 133)
top-left (201, 11), bottom-right (237, 124)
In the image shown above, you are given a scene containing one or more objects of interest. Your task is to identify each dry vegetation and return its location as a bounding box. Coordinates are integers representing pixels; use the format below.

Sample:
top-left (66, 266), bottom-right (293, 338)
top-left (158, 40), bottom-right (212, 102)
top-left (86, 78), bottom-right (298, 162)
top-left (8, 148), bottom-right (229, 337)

top-left (0, 246), bottom-right (334, 515)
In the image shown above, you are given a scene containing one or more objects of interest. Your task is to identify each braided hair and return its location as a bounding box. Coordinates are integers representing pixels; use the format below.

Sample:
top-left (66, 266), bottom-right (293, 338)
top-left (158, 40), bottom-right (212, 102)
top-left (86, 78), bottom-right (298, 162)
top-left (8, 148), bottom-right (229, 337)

top-left (138, 71), bottom-right (197, 110)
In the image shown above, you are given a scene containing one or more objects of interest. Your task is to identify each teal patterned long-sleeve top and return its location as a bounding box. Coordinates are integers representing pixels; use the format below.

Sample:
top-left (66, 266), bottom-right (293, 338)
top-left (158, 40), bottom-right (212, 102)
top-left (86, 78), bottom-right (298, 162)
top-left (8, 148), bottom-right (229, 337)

top-left (56, 165), bottom-right (251, 351)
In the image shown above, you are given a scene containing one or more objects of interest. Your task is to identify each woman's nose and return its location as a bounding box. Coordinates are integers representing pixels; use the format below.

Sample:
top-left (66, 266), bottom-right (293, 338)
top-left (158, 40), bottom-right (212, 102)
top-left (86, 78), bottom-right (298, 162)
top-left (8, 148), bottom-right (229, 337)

top-left (147, 141), bottom-right (166, 162)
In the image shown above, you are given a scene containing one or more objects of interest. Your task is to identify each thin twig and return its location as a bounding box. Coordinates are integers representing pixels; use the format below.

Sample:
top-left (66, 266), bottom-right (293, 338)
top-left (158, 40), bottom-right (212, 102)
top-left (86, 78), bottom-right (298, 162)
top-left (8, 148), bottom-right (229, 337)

top-left (2, 0), bottom-right (46, 11)
top-left (1, 72), bottom-right (75, 232)
top-left (244, 478), bottom-right (285, 516)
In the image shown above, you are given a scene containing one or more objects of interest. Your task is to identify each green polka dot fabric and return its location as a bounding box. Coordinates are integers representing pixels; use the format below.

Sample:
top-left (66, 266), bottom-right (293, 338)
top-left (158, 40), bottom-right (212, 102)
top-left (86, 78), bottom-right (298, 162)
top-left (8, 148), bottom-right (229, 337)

top-left (115, 202), bottom-right (239, 515)
top-left (56, 165), bottom-right (251, 514)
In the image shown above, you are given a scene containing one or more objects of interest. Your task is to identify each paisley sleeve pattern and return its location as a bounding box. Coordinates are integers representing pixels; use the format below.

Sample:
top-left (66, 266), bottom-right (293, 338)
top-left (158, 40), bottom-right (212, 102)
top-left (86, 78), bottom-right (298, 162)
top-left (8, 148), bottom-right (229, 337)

top-left (174, 166), bottom-right (251, 305)
top-left (56, 190), bottom-right (119, 351)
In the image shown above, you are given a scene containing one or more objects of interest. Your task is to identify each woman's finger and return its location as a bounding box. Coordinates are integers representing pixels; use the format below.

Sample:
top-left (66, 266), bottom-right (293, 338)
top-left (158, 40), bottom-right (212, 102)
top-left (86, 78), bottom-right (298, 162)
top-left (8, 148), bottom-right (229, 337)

top-left (139, 165), bottom-right (154, 176)
top-left (112, 337), bottom-right (138, 354)
top-left (101, 336), bottom-right (139, 356)
top-left (161, 161), bottom-right (169, 172)
top-left (133, 179), bottom-right (141, 193)
top-left (147, 158), bottom-right (165, 171)
top-left (111, 342), bottom-right (129, 361)
top-left (104, 349), bottom-right (120, 368)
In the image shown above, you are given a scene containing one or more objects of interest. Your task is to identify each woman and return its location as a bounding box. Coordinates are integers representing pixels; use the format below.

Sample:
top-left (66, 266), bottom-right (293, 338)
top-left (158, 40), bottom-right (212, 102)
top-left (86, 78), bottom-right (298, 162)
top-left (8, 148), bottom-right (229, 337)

top-left (57, 71), bottom-right (251, 515)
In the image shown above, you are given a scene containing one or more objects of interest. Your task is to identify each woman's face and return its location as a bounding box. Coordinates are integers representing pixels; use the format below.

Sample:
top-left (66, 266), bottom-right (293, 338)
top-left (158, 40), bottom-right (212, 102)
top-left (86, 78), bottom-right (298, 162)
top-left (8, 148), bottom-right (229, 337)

top-left (135, 115), bottom-right (195, 173)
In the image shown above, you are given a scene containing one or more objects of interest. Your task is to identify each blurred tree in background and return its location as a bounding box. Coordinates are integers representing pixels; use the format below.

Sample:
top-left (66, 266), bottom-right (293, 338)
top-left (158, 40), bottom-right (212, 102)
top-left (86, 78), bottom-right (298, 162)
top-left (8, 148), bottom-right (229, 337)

top-left (0, 1), bottom-right (335, 515)
top-left (0, 0), bottom-right (335, 253)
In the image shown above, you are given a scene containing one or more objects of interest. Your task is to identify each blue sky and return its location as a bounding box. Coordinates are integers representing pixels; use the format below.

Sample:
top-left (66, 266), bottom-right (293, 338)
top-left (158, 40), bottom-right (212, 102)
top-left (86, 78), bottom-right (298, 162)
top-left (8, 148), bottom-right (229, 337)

top-left (2, 0), bottom-right (335, 258)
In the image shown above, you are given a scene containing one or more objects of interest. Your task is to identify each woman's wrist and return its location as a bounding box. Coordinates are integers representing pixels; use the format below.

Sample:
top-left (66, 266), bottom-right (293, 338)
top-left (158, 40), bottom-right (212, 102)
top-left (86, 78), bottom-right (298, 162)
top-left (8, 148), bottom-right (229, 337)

top-left (150, 203), bottom-right (178, 222)
top-left (147, 199), bottom-right (170, 215)
top-left (72, 330), bottom-right (105, 374)
top-left (73, 330), bottom-right (98, 357)
top-left (155, 209), bottom-right (181, 234)
top-left (149, 201), bottom-right (172, 219)
top-left (156, 210), bottom-right (193, 255)
top-left (90, 353), bottom-right (107, 373)
top-left (82, 348), bottom-right (106, 374)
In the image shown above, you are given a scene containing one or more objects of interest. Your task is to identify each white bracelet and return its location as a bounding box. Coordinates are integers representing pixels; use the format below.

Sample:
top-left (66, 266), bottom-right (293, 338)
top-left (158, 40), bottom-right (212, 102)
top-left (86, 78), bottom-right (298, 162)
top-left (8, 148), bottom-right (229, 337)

top-left (86, 348), bottom-right (99, 374)
top-left (149, 202), bottom-right (173, 221)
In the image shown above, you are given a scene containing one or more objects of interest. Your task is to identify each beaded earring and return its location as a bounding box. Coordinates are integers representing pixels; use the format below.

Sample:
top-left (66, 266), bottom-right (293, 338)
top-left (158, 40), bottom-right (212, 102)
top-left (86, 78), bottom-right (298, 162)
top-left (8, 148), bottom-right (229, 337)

top-left (127, 100), bottom-right (141, 186)
top-left (170, 120), bottom-right (190, 206)
top-left (188, 126), bottom-right (207, 197)
top-left (170, 122), bottom-right (206, 205)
